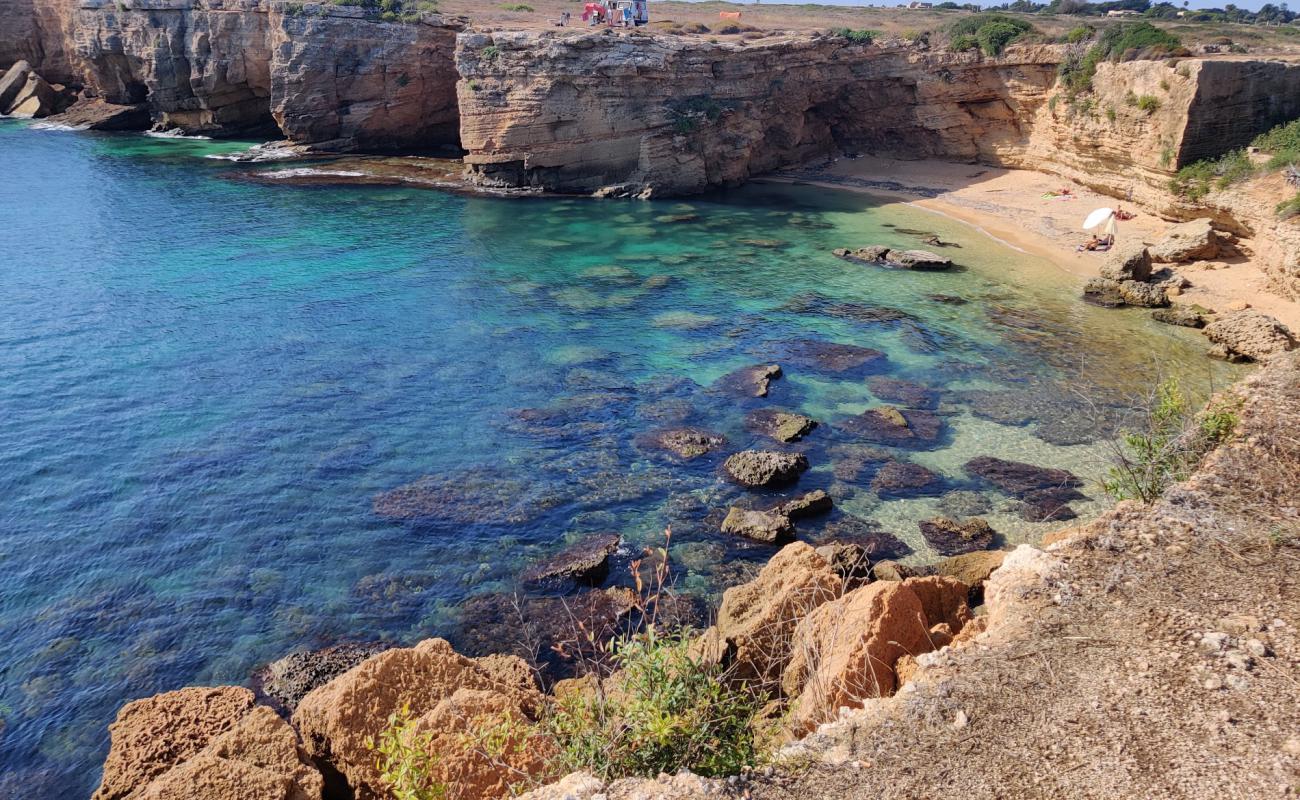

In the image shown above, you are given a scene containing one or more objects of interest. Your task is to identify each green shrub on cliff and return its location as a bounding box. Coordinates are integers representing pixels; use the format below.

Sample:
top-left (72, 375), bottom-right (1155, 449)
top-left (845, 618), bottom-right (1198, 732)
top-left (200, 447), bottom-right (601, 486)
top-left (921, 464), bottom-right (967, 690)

top-left (1170, 117), bottom-right (1300, 201)
top-left (946, 13), bottom-right (1032, 56)
top-left (366, 704), bottom-right (448, 800)
top-left (1253, 118), bottom-right (1300, 169)
top-left (1059, 23), bottom-right (1181, 95)
top-left (544, 627), bottom-right (765, 781)
top-left (831, 28), bottom-right (881, 44)
top-left (1103, 379), bottom-right (1239, 504)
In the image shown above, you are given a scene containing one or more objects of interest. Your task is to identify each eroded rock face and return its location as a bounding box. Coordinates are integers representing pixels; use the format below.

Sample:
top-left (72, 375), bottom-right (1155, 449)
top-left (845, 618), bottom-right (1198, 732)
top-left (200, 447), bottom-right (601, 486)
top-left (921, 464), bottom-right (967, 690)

top-left (292, 638), bottom-right (544, 799)
top-left (781, 575), bottom-right (970, 732)
top-left (639, 427), bottom-right (727, 459)
top-left (1204, 311), bottom-right (1297, 362)
top-left (458, 33), bottom-right (1065, 195)
top-left (746, 408), bottom-right (818, 443)
top-left (269, 8), bottom-right (463, 150)
top-left (694, 542), bottom-right (842, 688)
top-left (93, 686), bottom-right (322, 800)
top-left (1098, 244), bottom-right (1153, 282)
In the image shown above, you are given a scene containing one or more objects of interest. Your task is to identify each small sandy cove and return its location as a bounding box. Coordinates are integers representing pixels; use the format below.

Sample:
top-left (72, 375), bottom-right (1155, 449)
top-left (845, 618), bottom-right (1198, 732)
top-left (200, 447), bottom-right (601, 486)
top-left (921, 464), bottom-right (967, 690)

top-left (769, 155), bottom-right (1300, 331)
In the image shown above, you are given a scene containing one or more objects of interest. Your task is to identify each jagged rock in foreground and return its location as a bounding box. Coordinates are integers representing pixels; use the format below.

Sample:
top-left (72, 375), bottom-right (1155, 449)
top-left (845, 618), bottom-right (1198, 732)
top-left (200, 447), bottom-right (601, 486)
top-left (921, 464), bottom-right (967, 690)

top-left (292, 638), bottom-right (548, 799)
top-left (92, 687), bottom-right (322, 800)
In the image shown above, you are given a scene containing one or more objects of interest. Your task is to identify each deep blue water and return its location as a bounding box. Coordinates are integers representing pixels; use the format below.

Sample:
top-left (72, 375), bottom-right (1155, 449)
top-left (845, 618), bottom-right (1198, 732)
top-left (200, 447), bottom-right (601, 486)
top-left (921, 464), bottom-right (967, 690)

top-left (0, 122), bottom-right (1235, 796)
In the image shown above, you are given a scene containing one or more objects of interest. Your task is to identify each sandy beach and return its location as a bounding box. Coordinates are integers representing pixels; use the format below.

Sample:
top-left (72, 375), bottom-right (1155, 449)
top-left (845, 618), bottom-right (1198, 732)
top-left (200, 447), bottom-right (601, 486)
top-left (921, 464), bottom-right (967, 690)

top-left (769, 155), bottom-right (1300, 331)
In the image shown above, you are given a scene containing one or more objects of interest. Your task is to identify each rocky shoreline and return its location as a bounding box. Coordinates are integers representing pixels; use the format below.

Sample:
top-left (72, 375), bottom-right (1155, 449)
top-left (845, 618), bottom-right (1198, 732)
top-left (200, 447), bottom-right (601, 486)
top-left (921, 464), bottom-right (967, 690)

top-left (88, 350), bottom-right (1300, 799)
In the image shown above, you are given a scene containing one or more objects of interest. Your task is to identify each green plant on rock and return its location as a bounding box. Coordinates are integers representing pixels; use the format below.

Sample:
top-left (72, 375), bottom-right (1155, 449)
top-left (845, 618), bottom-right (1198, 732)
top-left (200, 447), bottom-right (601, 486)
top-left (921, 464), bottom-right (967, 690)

top-left (543, 626), bottom-right (765, 781)
top-left (1103, 379), bottom-right (1240, 504)
top-left (1059, 23), bottom-right (1182, 96)
top-left (1276, 193), bottom-right (1300, 220)
top-left (951, 33), bottom-right (978, 51)
top-left (831, 28), bottom-right (881, 44)
top-left (366, 704), bottom-right (447, 800)
top-left (946, 13), bottom-right (1031, 57)
top-left (1135, 94), bottom-right (1160, 114)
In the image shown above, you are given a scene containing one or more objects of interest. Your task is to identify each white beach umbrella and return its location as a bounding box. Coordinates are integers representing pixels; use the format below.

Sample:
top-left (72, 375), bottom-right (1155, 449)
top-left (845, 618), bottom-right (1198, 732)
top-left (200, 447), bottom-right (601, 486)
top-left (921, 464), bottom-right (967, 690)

top-left (1082, 207), bottom-right (1115, 230)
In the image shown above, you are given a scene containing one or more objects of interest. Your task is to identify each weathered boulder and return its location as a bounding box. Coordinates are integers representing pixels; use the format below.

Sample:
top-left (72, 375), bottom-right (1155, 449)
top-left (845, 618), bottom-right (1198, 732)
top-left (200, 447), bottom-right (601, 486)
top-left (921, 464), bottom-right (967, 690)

top-left (746, 408), bottom-right (818, 443)
top-left (1149, 219), bottom-right (1223, 263)
top-left (1082, 277), bottom-right (1124, 307)
top-left (257, 642), bottom-right (390, 711)
top-left (134, 707), bottom-right (324, 800)
top-left (44, 97), bottom-right (150, 130)
top-left (870, 460), bottom-right (941, 498)
top-left (936, 549), bottom-right (1008, 603)
top-left (1098, 243), bottom-right (1153, 282)
top-left (720, 506), bottom-right (795, 544)
top-left (722, 450), bottom-right (809, 488)
top-left (772, 489), bottom-right (833, 520)
top-left (781, 576), bottom-right (969, 732)
top-left (816, 515), bottom-right (912, 561)
top-left (716, 363), bottom-right (782, 397)
top-left (1019, 494), bottom-right (1079, 522)
top-left (521, 533), bottom-right (620, 587)
top-left (6, 71), bottom-right (59, 117)
top-left (0, 60), bottom-right (32, 112)
top-left (694, 543), bottom-right (842, 688)
top-left (919, 516), bottom-right (997, 555)
top-left (93, 687), bottom-right (322, 800)
top-left (1203, 311), bottom-right (1297, 362)
top-left (870, 559), bottom-right (933, 582)
top-left (1118, 280), bottom-right (1170, 308)
top-left (639, 427), bottom-right (726, 459)
top-left (292, 638), bottom-right (544, 799)
top-left (1152, 304), bottom-right (1210, 328)
top-left (890, 249), bottom-right (953, 270)
top-left (833, 244), bottom-right (891, 263)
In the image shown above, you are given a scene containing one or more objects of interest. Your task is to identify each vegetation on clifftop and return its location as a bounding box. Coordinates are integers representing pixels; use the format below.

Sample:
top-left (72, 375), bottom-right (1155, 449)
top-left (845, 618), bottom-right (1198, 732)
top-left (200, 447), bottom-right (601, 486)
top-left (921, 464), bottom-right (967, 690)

top-left (1057, 21), bottom-right (1183, 95)
top-left (1171, 117), bottom-right (1300, 206)
top-left (946, 13), bottom-right (1034, 55)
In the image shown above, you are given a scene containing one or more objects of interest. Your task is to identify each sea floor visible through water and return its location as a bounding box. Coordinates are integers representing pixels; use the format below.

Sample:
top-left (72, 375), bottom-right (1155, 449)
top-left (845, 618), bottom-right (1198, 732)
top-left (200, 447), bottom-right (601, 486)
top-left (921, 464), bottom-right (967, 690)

top-left (0, 122), bottom-right (1243, 796)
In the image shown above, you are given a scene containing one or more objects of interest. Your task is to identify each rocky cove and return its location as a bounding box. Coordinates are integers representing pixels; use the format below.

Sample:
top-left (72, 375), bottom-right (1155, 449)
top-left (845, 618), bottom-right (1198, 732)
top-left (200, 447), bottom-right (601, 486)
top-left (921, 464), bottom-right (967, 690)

top-left (4, 4), bottom-right (1300, 799)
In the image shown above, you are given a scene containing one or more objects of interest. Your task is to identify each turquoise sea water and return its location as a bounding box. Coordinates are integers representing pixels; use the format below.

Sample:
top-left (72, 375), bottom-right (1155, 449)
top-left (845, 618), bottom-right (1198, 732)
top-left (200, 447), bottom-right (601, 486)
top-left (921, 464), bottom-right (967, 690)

top-left (0, 121), bottom-right (1238, 796)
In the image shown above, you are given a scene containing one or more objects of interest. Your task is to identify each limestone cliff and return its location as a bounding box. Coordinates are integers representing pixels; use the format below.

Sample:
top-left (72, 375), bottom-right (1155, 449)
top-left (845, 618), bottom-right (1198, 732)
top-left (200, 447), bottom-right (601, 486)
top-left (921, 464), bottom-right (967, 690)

top-left (456, 31), bottom-right (1064, 196)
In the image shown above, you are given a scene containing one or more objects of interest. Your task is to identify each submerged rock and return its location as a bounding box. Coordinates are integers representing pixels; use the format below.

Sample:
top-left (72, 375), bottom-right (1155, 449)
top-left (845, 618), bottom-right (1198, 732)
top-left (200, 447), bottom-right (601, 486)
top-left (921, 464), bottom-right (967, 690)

top-left (1203, 311), bottom-right (1297, 362)
top-left (256, 643), bottom-right (390, 711)
top-left (746, 408), bottom-right (818, 443)
top-left (964, 456), bottom-right (1084, 498)
top-left (716, 363), bottom-right (783, 397)
top-left (870, 460), bottom-right (942, 499)
top-left (1082, 277), bottom-right (1124, 307)
top-left (867, 376), bottom-right (939, 409)
top-left (638, 427), bottom-right (727, 459)
top-left (839, 406), bottom-right (944, 447)
top-left (723, 450), bottom-right (809, 489)
top-left (937, 489), bottom-right (993, 517)
top-left (373, 469), bottom-right (555, 525)
top-left (721, 506), bottom-right (796, 544)
top-left (521, 533), bottom-right (620, 587)
top-left (830, 443), bottom-right (895, 482)
top-left (919, 516), bottom-right (997, 556)
top-left (1152, 305), bottom-right (1210, 328)
top-left (813, 514), bottom-right (911, 561)
top-left (778, 339), bottom-right (886, 374)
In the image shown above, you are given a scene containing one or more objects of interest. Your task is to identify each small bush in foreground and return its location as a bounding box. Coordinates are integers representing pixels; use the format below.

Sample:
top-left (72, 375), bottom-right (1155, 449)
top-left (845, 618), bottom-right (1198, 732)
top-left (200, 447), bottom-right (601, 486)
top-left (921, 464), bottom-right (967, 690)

top-left (367, 704), bottom-right (447, 800)
top-left (1103, 379), bottom-right (1240, 504)
top-left (544, 627), bottom-right (765, 781)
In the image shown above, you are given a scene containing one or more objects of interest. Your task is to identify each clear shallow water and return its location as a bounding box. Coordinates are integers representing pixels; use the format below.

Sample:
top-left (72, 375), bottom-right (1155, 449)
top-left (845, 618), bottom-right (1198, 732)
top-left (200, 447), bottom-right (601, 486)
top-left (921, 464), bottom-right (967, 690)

top-left (0, 122), bottom-right (1239, 795)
